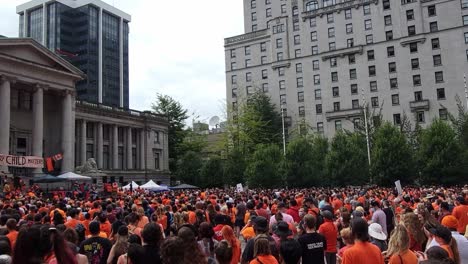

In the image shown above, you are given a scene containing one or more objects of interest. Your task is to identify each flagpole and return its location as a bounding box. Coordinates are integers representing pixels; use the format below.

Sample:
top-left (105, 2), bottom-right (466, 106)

top-left (361, 88), bottom-right (372, 183)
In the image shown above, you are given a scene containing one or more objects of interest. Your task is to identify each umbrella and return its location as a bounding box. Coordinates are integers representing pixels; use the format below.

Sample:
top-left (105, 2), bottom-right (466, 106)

top-left (32, 175), bottom-right (67, 183)
top-left (170, 183), bottom-right (200, 190)
top-left (57, 172), bottom-right (92, 181)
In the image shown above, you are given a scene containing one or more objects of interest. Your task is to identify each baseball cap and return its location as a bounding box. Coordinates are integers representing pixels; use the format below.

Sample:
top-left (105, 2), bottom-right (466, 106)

top-left (253, 216), bottom-right (268, 232)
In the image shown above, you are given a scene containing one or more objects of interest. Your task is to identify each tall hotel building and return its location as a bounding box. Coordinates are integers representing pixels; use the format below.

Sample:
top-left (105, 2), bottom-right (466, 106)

top-left (224, 0), bottom-right (468, 137)
top-left (17, 0), bottom-right (130, 108)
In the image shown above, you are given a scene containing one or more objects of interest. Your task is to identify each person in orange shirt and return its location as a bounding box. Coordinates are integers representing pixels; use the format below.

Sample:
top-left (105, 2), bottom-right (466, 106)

top-left (385, 225), bottom-right (418, 264)
top-left (64, 209), bottom-right (81, 229)
top-left (248, 235), bottom-right (278, 264)
top-left (452, 196), bottom-right (468, 234)
top-left (221, 225), bottom-right (241, 264)
top-left (82, 212), bottom-right (92, 237)
top-left (98, 213), bottom-right (112, 238)
top-left (318, 210), bottom-right (337, 264)
top-left (5, 219), bottom-right (18, 250)
top-left (341, 218), bottom-right (384, 264)
top-left (433, 225), bottom-right (460, 264)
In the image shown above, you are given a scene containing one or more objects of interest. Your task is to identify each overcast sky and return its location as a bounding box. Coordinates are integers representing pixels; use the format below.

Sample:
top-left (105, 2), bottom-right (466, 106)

top-left (0, 0), bottom-right (244, 124)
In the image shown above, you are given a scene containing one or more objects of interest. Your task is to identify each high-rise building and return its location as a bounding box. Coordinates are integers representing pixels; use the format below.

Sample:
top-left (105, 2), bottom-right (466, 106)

top-left (225, 0), bottom-right (468, 138)
top-left (17, 0), bottom-right (131, 109)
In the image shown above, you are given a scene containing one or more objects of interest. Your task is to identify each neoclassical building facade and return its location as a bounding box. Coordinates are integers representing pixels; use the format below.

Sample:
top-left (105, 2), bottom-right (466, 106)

top-left (0, 38), bottom-right (170, 185)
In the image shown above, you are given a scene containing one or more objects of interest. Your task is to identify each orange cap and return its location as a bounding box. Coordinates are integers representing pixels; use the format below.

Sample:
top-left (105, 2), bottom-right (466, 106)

top-left (441, 215), bottom-right (458, 230)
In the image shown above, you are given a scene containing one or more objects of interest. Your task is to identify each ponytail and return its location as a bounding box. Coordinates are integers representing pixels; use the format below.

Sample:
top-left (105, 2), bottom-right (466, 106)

top-left (449, 237), bottom-right (460, 264)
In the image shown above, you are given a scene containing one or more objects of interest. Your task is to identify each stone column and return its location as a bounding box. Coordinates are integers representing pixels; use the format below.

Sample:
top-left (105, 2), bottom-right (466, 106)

top-left (97, 122), bottom-right (103, 168)
top-left (32, 85), bottom-right (44, 173)
top-left (61, 91), bottom-right (73, 173)
top-left (140, 129), bottom-right (145, 170)
top-left (0, 77), bottom-right (11, 173)
top-left (112, 125), bottom-right (118, 169)
top-left (80, 120), bottom-right (86, 165)
top-left (126, 127), bottom-right (132, 169)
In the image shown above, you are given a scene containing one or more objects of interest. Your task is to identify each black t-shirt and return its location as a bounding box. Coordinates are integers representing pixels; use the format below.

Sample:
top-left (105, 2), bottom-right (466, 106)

top-left (79, 236), bottom-right (112, 264)
top-left (298, 232), bottom-right (326, 264)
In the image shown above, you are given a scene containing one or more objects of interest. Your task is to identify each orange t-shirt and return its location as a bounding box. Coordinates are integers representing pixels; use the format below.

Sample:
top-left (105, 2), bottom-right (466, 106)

top-left (452, 205), bottom-right (468, 233)
top-left (230, 240), bottom-right (241, 264)
top-left (318, 220), bottom-right (337, 253)
top-left (388, 250), bottom-right (418, 264)
top-left (6, 230), bottom-right (18, 249)
top-left (249, 254), bottom-right (278, 264)
top-left (241, 226), bottom-right (255, 241)
top-left (342, 241), bottom-right (384, 264)
top-left (100, 221), bottom-right (112, 238)
top-left (188, 211), bottom-right (197, 225)
top-left (440, 244), bottom-right (455, 260)
top-left (65, 218), bottom-right (82, 229)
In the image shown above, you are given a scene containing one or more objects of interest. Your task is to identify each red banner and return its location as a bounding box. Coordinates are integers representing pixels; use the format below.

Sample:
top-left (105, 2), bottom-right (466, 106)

top-left (0, 154), bottom-right (44, 168)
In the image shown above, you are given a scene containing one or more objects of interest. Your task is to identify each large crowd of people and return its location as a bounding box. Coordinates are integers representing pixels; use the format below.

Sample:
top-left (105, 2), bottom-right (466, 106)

top-left (0, 182), bottom-right (467, 264)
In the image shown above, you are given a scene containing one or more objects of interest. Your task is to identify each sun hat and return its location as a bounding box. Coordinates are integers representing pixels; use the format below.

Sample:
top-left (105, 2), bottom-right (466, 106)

top-left (274, 221), bottom-right (292, 237)
top-left (368, 223), bottom-right (387, 241)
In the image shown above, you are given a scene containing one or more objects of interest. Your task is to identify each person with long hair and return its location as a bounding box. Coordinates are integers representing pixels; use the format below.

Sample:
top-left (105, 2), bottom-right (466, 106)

top-left (221, 225), bottom-right (241, 264)
top-left (161, 237), bottom-right (185, 264)
top-left (433, 225), bottom-right (460, 264)
top-left (249, 235), bottom-right (279, 264)
top-left (401, 212), bottom-right (426, 252)
top-left (126, 213), bottom-right (142, 238)
top-left (385, 225), bottom-right (418, 264)
top-left (215, 240), bottom-right (233, 264)
top-left (198, 222), bottom-right (218, 258)
top-left (140, 223), bottom-right (163, 264)
top-left (106, 226), bottom-right (129, 264)
top-left (177, 226), bottom-right (208, 264)
top-left (63, 228), bottom-right (88, 264)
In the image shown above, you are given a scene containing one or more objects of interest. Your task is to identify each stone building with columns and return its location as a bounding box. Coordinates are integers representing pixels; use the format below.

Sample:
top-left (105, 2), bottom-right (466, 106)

top-left (0, 38), bottom-right (170, 186)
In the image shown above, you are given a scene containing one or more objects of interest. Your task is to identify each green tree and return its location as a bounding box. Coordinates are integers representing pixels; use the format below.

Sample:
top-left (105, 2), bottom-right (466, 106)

top-left (370, 122), bottom-right (414, 186)
top-left (418, 119), bottom-right (463, 185)
top-left (325, 132), bottom-right (369, 186)
top-left (309, 136), bottom-right (329, 186)
top-left (223, 147), bottom-right (246, 185)
top-left (151, 94), bottom-right (189, 172)
top-left (200, 157), bottom-right (225, 188)
top-left (175, 151), bottom-right (203, 186)
top-left (245, 144), bottom-right (283, 188)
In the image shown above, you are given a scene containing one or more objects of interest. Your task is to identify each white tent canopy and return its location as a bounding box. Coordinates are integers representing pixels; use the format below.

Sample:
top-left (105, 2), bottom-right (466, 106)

top-left (140, 180), bottom-right (168, 191)
top-left (122, 181), bottom-right (139, 190)
top-left (57, 172), bottom-right (92, 181)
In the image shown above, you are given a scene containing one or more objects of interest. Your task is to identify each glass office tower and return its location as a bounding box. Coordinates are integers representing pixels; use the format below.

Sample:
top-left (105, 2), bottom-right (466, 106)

top-left (17, 0), bottom-right (131, 109)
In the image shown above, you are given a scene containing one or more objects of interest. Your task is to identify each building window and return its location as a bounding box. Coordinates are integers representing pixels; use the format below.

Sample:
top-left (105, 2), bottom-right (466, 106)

top-left (328, 27), bottom-right (335, 38)
top-left (86, 123), bottom-right (94, 139)
top-left (311, 45), bottom-right (318, 55)
top-left (261, 56), bottom-right (267, 65)
top-left (345, 9), bottom-right (352, 19)
top-left (260, 42), bottom-right (266, 52)
top-left (245, 59), bottom-right (252, 67)
top-left (366, 34), bottom-right (373, 44)
top-left (350, 69), bottom-right (357, 79)
top-left (364, 19), bottom-right (372, 30)
top-left (266, 8), bottom-right (272, 17)
top-left (367, 50), bottom-right (375, 61)
top-left (298, 92), bottom-right (304, 102)
top-left (330, 57), bottom-right (337, 67)
top-left (297, 77), bottom-right (304, 87)
top-left (315, 89), bottom-right (322, 99)
top-left (230, 49), bottom-right (236, 58)
top-left (86, 144), bottom-right (94, 160)
top-left (369, 65), bottom-right (376, 76)
top-left (433, 54), bottom-right (442, 66)
top-left (387, 46), bottom-right (395, 57)
top-left (408, 26), bottom-right (416, 36)
top-left (277, 52), bottom-right (283, 61)
top-left (251, 12), bottom-right (257, 21)
top-left (465, 32), bottom-right (468, 43)
top-left (432, 38), bottom-right (440, 49)
top-left (439, 109), bottom-right (448, 120)
top-left (246, 72), bottom-right (252, 82)
top-left (463, 0), bottom-right (468, 8)
top-left (293, 21), bottom-right (300, 31)
top-left (299, 106), bottom-right (305, 116)
top-left (435, 71), bottom-right (444, 83)
top-left (335, 120), bottom-right (342, 131)
top-left (262, 83), bottom-right (268, 93)
top-left (276, 38), bottom-right (283, 48)
top-left (118, 146), bottom-right (124, 169)
top-left (429, 22), bottom-right (438, 32)
top-left (313, 60), bottom-right (320, 70)
top-left (383, 0), bottom-right (391, 9)
top-left (370, 81), bottom-right (378, 92)
top-left (327, 13), bottom-right (334, 23)
top-left (329, 42), bottom-right (336, 51)
top-left (281, 4), bottom-right (286, 13)
top-left (332, 86), bottom-right (340, 97)
top-left (295, 49), bottom-right (302, 58)
top-left (417, 111), bottom-right (425, 123)
top-left (394, 114), bottom-right (401, 125)
top-left (436, 88), bottom-right (446, 100)
top-left (410, 43), bottom-right (418, 53)
top-left (363, 4), bottom-right (371, 15)
top-left (406, 10), bottom-right (414, 20)
top-left (334, 102), bottom-right (340, 111)
top-left (251, 0), bottom-right (256, 8)
top-left (294, 35), bottom-right (301, 45)
top-left (231, 62), bottom-right (237, 70)
top-left (352, 99), bottom-right (360, 109)
top-left (296, 63), bottom-right (302, 73)
top-left (262, 69), bottom-right (268, 79)
top-left (293, 6), bottom-right (299, 16)
top-left (316, 104), bottom-right (322, 114)
top-left (392, 94), bottom-right (400, 105)
top-left (317, 122), bottom-right (324, 133)
top-left (346, 23), bottom-right (353, 34)
top-left (411, 58), bottom-right (419, 69)
top-left (351, 84), bottom-right (358, 94)
top-left (232, 88), bottom-right (237, 98)
top-left (331, 72), bottom-right (338, 82)
top-left (413, 75), bottom-right (421, 86)
top-left (278, 67), bottom-right (285, 76)
top-left (279, 80), bottom-right (286, 89)
top-left (388, 62), bottom-right (396, 73)
top-left (310, 17), bottom-right (316, 27)
top-left (314, 75), bottom-right (320, 85)
top-left (385, 30), bottom-right (393, 41)
top-left (464, 15), bottom-right (468, 26)
top-left (246, 86), bottom-right (254, 95)
top-left (390, 78), bottom-right (398, 89)
top-left (265, 0), bottom-right (271, 4)
top-left (414, 91), bottom-right (423, 101)
top-left (348, 54), bottom-right (355, 64)
top-left (311, 31), bottom-right (318, 41)
top-left (231, 75), bottom-right (237, 84)
top-left (371, 97), bottom-right (379, 108)
top-left (428, 5), bottom-right (436, 16)
top-left (280, 94), bottom-right (286, 105)
top-left (384, 15), bottom-right (392, 26)
top-left (466, 49), bottom-right (468, 61)
top-left (347, 38), bottom-right (354, 47)
top-left (252, 24), bottom-right (257, 31)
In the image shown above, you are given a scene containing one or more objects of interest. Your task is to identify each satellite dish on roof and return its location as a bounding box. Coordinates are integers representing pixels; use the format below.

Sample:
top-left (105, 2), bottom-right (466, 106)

top-left (209, 116), bottom-right (220, 127)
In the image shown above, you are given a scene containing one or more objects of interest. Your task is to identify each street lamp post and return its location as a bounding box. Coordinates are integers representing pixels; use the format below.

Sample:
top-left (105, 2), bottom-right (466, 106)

top-left (361, 88), bottom-right (372, 170)
top-left (464, 74), bottom-right (468, 110)
top-left (281, 106), bottom-right (286, 156)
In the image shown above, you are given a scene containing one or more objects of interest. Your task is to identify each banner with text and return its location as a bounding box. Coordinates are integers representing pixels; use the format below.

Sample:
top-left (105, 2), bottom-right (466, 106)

top-left (0, 154), bottom-right (44, 168)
